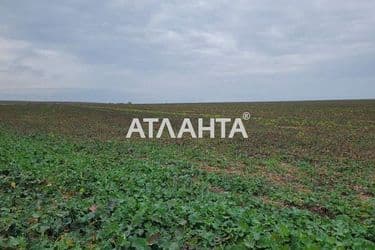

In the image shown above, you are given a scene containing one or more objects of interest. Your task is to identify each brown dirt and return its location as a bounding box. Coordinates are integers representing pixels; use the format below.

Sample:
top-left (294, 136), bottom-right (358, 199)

top-left (209, 186), bottom-right (226, 193)
top-left (200, 162), bottom-right (311, 193)
top-left (200, 165), bottom-right (245, 175)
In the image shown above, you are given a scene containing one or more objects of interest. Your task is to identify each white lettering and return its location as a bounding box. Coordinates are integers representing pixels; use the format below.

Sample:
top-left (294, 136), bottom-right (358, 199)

top-left (228, 118), bottom-right (248, 138)
top-left (177, 118), bottom-right (197, 138)
top-left (126, 118), bottom-right (145, 138)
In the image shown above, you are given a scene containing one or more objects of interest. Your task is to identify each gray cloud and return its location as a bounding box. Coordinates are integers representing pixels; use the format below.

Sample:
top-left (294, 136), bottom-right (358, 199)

top-left (0, 0), bottom-right (374, 102)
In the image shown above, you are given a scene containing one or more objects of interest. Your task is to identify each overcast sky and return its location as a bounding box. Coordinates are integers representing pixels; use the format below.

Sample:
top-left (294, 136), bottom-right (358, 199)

top-left (0, 1), bottom-right (374, 103)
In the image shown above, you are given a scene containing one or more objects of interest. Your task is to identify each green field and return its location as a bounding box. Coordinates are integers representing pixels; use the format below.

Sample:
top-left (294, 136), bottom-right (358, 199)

top-left (0, 100), bottom-right (374, 249)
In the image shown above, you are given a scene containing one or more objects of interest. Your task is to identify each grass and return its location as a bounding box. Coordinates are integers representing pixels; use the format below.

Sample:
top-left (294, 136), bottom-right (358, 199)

top-left (0, 100), bottom-right (374, 249)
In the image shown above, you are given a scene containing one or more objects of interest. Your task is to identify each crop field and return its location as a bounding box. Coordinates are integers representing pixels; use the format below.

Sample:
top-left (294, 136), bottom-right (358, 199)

top-left (0, 100), bottom-right (374, 249)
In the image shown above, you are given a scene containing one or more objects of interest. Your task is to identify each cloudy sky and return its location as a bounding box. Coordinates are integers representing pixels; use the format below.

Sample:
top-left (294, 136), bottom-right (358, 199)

top-left (0, 0), bottom-right (374, 103)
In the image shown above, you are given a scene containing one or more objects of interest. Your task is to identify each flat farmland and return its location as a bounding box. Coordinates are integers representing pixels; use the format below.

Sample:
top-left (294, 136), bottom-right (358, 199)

top-left (0, 100), bottom-right (374, 249)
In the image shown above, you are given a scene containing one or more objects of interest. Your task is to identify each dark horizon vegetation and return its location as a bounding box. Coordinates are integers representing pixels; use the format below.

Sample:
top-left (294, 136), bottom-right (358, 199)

top-left (0, 100), bottom-right (374, 249)
top-left (0, 98), bottom-right (374, 105)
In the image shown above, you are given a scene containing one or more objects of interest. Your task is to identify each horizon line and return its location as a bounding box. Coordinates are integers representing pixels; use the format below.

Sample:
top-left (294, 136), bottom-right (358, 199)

top-left (0, 97), bottom-right (374, 105)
